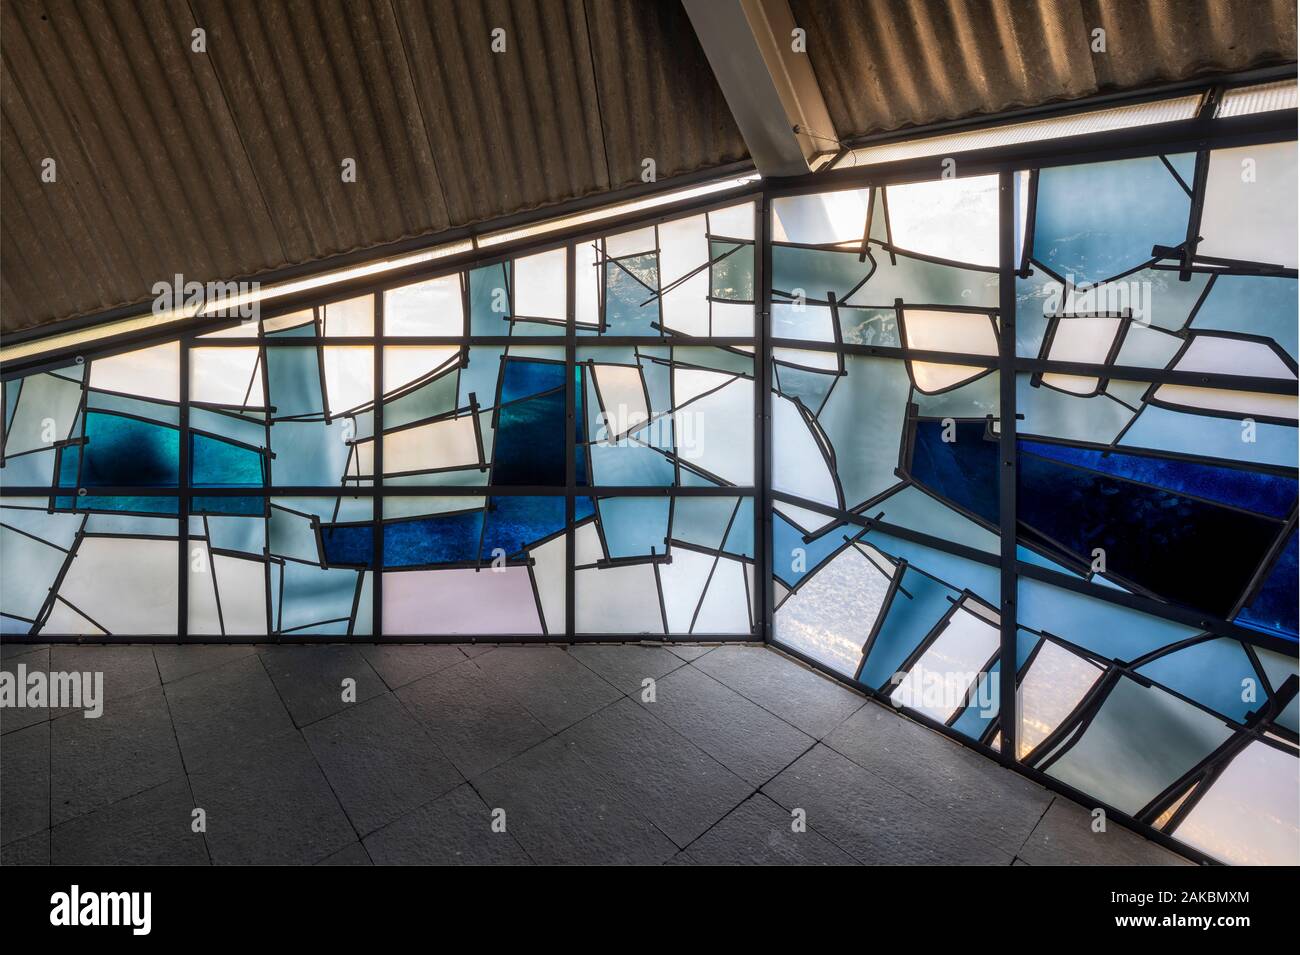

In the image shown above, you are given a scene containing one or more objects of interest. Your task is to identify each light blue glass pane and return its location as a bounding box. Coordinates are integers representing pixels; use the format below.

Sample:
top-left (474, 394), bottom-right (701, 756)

top-left (1120, 405), bottom-right (1298, 469)
top-left (469, 263), bottom-right (510, 335)
top-left (1192, 275), bottom-right (1298, 360)
top-left (266, 347), bottom-right (323, 418)
top-left (598, 497), bottom-right (670, 558)
top-left (1034, 156), bottom-right (1189, 284)
top-left (1137, 638), bottom-right (1259, 723)
top-left (1018, 577), bottom-right (1198, 660)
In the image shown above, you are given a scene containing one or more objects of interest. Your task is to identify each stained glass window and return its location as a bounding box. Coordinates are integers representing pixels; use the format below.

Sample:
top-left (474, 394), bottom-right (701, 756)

top-left (1, 200), bottom-right (760, 641)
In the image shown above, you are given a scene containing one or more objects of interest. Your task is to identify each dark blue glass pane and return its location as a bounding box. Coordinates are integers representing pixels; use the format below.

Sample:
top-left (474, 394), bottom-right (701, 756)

top-left (54, 494), bottom-right (178, 514)
top-left (320, 523), bottom-right (374, 567)
top-left (191, 433), bottom-right (265, 487)
top-left (382, 508), bottom-right (483, 568)
top-left (481, 496), bottom-right (566, 558)
top-left (61, 412), bottom-right (179, 487)
top-left (1236, 532), bottom-right (1299, 641)
top-left (499, 358), bottom-right (564, 405)
top-left (575, 366), bottom-right (590, 486)
top-left (1017, 450), bottom-right (1279, 617)
top-left (908, 419), bottom-right (999, 525)
top-left (1020, 439), bottom-right (1295, 519)
top-left (492, 387), bottom-right (565, 485)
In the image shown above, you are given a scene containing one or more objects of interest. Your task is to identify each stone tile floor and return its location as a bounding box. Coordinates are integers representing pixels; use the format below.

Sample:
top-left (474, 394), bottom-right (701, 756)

top-left (0, 641), bottom-right (1190, 866)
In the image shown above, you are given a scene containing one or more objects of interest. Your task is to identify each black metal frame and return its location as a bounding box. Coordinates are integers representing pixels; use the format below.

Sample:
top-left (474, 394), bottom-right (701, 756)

top-left (2, 75), bottom-right (1297, 863)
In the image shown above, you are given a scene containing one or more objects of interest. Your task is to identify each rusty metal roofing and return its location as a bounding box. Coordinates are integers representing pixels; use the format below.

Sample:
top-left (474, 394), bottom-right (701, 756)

top-left (0, 0), bottom-right (746, 334)
top-left (790, 0), bottom-right (1298, 143)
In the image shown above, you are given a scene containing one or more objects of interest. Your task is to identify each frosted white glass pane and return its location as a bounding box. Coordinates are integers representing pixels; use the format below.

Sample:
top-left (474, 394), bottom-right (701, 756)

top-left (658, 547), bottom-right (713, 632)
top-left (5, 373), bottom-right (82, 454)
top-left (1197, 142), bottom-right (1298, 269)
top-left (1175, 741), bottom-right (1300, 866)
top-left (1175, 335), bottom-right (1297, 379)
top-left (322, 295), bottom-right (374, 336)
top-left (384, 274), bottom-right (463, 335)
top-left (659, 214), bottom-right (710, 335)
top-left (592, 364), bottom-right (648, 437)
top-left (676, 377), bottom-right (752, 485)
top-left (773, 395), bottom-right (837, 505)
top-left (711, 300), bottom-right (754, 336)
top-left (530, 534), bottom-right (566, 634)
top-left (901, 309), bottom-right (997, 354)
top-left (886, 176), bottom-right (999, 267)
top-left (321, 346), bottom-right (374, 416)
top-left (909, 361), bottom-right (988, 394)
top-left (776, 544), bottom-right (893, 677)
top-left (1046, 316), bottom-right (1121, 363)
top-left (379, 415), bottom-right (479, 475)
top-left (1016, 640), bottom-right (1104, 759)
top-left (576, 563), bottom-right (664, 633)
top-left (383, 346), bottom-right (460, 396)
top-left (673, 367), bottom-right (731, 406)
top-left (605, 226), bottom-right (656, 258)
top-left (90, 342), bottom-right (179, 402)
top-left (575, 239), bottom-right (602, 329)
top-left (514, 247), bottom-right (567, 320)
top-left (191, 347), bottom-right (262, 407)
top-left (693, 556), bottom-right (750, 633)
top-left (1151, 384), bottom-right (1298, 419)
top-left (709, 202), bottom-right (755, 240)
top-left (384, 567), bottom-right (541, 635)
top-left (58, 537), bottom-right (178, 634)
top-left (890, 603), bottom-right (1000, 722)
top-left (771, 189), bottom-right (871, 245)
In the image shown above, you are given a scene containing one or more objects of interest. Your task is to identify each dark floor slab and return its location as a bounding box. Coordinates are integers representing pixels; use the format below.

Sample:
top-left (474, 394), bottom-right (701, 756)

top-left (0, 642), bottom-right (48, 661)
top-left (562, 697), bottom-right (752, 849)
top-left (1, 647), bottom-right (50, 735)
top-left (640, 664), bottom-right (814, 787)
top-left (0, 829), bottom-right (49, 865)
top-left (50, 686), bottom-right (183, 827)
top-left (694, 645), bottom-right (864, 739)
top-left (317, 842), bottom-right (372, 865)
top-left (1017, 798), bottom-right (1192, 866)
top-left (259, 645), bottom-right (386, 727)
top-left (187, 730), bottom-right (356, 865)
top-left (153, 644), bottom-right (257, 684)
top-left (825, 701), bottom-right (1053, 855)
top-left (51, 776), bottom-right (208, 865)
top-left (395, 659), bottom-right (550, 778)
top-left (473, 646), bottom-right (622, 733)
top-left (1, 721), bottom-right (49, 845)
top-left (568, 643), bottom-right (686, 696)
top-left (457, 644), bottom-right (495, 658)
top-left (164, 654), bottom-right (295, 772)
top-left (48, 645), bottom-right (159, 717)
top-left (303, 693), bottom-right (463, 836)
top-left (474, 735), bottom-right (677, 865)
top-left (685, 793), bottom-right (857, 865)
top-left (364, 783), bottom-right (533, 865)
top-left (763, 744), bottom-right (1013, 865)
top-left (358, 644), bottom-right (466, 690)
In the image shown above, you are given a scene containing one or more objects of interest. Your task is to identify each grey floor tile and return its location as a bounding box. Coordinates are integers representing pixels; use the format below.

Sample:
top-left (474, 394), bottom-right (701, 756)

top-left (474, 736), bottom-right (676, 865)
top-left (303, 693), bottom-right (463, 836)
top-left (358, 644), bottom-right (466, 690)
top-left (1, 829), bottom-right (50, 865)
top-left (1, 647), bottom-right (49, 735)
top-left (762, 744), bottom-right (1012, 864)
top-left (664, 644), bottom-right (717, 662)
top-left (51, 776), bottom-right (208, 865)
top-left (1017, 798), bottom-right (1192, 866)
top-left (188, 730), bottom-right (356, 865)
top-left (1, 642), bottom-right (49, 661)
top-left (473, 646), bottom-right (622, 733)
top-left (1, 721), bottom-right (49, 845)
top-left (640, 664), bottom-right (814, 787)
top-left (694, 645), bottom-right (864, 738)
top-left (153, 644), bottom-right (257, 684)
top-left (563, 697), bottom-right (752, 849)
top-left (48, 645), bottom-right (158, 717)
top-left (825, 701), bottom-right (1053, 855)
top-left (164, 654), bottom-right (294, 772)
top-left (317, 842), bottom-right (372, 865)
top-left (686, 794), bottom-right (857, 865)
top-left (259, 645), bottom-right (386, 727)
top-left (569, 643), bottom-right (686, 696)
top-left (395, 659), bottom-right (550, 778)
top-left (364, 783), bottom-right (532, 865)
top-left (457, 644), bottom-right (496, 658)
top-left (51, 686), bottom-right (182, 826)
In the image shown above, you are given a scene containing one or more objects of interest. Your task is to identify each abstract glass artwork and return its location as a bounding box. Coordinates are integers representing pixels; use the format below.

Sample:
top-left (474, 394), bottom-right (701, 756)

top-left (766, 148), bottom-right (1297, 867)
top-left (2, 134), bottom-right (1297, 867)
top-left (1, 201), bottom-right (759, 640)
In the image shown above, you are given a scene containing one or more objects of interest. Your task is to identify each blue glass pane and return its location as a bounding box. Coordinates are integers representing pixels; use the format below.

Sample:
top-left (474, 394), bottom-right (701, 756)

top-left (191, 433), bottom-right (265, 487)
top-left (61, 412), bottom-right (179, 487)
top-left (1235, 531), bottom-right (1299, 641)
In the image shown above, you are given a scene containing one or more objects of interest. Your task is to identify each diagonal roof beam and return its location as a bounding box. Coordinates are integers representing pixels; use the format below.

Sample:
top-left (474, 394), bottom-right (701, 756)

top-left (682, 0), bottom-right (837, 177)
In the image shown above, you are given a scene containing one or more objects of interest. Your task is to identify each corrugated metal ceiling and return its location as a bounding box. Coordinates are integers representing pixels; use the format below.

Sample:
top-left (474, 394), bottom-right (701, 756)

top-left (0, 0), bottom-right (746, 334)
top-left (2, 0), bottom-right (1295, 337)
top-left (790, 0), bottom-right (1298, 142)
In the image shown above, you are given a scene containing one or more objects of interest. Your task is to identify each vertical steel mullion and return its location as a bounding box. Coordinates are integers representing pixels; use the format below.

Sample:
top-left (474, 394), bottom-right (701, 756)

top-left (997, 170), bottom-right (1019, 765)
top-left (756, 194), bottom-right (773, 643)
top-left (565, 243), bottom-right (576, 640)
top-left (373, 292), bottom-right (384, 640)
top-left (178, 337), bottom-right (190, 643)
